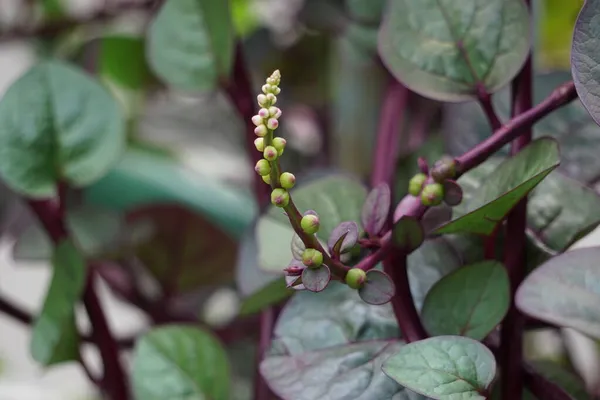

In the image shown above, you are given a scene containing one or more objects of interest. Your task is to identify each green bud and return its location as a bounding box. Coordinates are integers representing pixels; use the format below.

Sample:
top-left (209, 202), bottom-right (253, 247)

top-left (300, 214), bottom-right (320, 234)
top-left (273, 137), bottom-right (286, 151)
top-left (254, 125), bottom-right (267, 137)
top-left (271, 188), bottom-right (289, 207)
top-left (262, 175), bottom-right (271, 185)
top-left (263, 146), bottom-right (278, 161)
top-left (255, 159), bottom-right (271, 176)
top-left (408, 173), bottom-right (427, 196)
top-left (254, 138), bottom-right (265, 152)
top-left (302, 248), bottom-right (323, 268)
top-left (421, 183), bottom-right (444, 206)
top-left (280, 172), bottom-right (296, 189)
top-left (431, 157), bottom-right (457, 182)
top-left (345, 268), bottom-right (367, 289)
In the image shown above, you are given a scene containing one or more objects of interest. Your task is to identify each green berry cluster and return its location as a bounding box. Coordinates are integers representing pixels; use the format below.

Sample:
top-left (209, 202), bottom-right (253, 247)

top-left (408, 157), bottom-right (458, 207)
top-left (252, 70), bottom-right (297, 207)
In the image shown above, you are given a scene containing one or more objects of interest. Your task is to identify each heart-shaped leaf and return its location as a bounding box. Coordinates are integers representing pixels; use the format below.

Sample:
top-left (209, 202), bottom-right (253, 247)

top-left (421, 261), bottom-right (510, 340)
top-left (328, 221), bottom-right (359, 255)
top-left (378, 0), bottom-right (530, 102)
top-left (436, 138), bottom-right (560, 235)
top-left (358, 270), bottom-right (395, 305)
top-left (147, 0), bottom-right (234, 91)
top-left (302, 266), bottom-right (331, 292)
top-left (382, 336), bottom-right (497, 400)
top-left (132, 325), bottom-right (230, 400)
top-left (572, 0), bottom-right (600, 127)
top-left (361, 183), bottom-right (391, 236)
top-left (393, 216), bottom-right (424, 251)
top-left (126, 204), bottom-right (238, 293)
top-left (0, 61), bottom-right (125, 198)
top-left (30, 240), bottom-right (87, 365)
top-left (256, 175), bottom-right (367, 273)
top-left (261, 341), bottom-right (429, 400)
top-left (516, 247), bottom-right (600, 340)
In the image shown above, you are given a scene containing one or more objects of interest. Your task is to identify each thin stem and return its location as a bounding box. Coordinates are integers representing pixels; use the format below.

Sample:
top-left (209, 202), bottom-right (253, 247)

top-left (501, 7), bottom-right (533, 397)
top-left (477, 84), bottom-right (502, 131)
top-left (371, 81), bottom-right (408, 188)
top-left (253, 307), bottom-right (275, 400)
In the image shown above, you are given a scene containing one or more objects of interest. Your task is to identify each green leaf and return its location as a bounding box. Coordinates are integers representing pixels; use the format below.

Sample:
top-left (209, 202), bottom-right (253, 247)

top-left (393, 216), bottom-right (424, 252)
top-left (269, 282), bottom-right (398, 357)
top-left (13, 206), bottom-right (123, 261)
top-left (382, 336), bottom-right (497, 400)
top-left (516, 247), bottom-right (600, 340)
top-left (42, 0), bottom-right (66, 20)
top-left (443, 72), bottom-right (600, 184)
top-left (260, 341), bottom-right (428, 400)
top-left (147, 0), bottom-right (234, 91)
top-left (435, 138), bottom-right (560, 235)
top-left (30, 240), bottom-right (87, 365)
top-left (238, 278), bottom-right (292, 316)
top-left (100, 35), bottom-right (151, 90)
top-left (528, 360), bottom-right (591, 400)
top-left (0, 61), bottom-right (126, 198)
top-left (132, 325), bottom-right (230, 400)
top-left (421, 261), bottom-right (510, 340)
top-left (256, 175), bottom-right (367, 274)
top-left (84, 147), bottom-right (256, 239)
top-left (378, 0), bottom-right (530, 102)
top-left (125, 204), bottom-right (238, 293)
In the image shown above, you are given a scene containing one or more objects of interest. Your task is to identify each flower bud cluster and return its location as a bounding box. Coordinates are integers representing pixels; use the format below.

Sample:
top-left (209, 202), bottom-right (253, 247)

top-left (408, 156), bottom-right (461, 207)
top-left (251, 70), bottom-right (297, 207)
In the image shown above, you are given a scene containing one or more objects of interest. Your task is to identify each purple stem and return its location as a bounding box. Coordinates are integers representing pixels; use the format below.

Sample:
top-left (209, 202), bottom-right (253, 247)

top-left (477, 84), bottom-right (502, 131)
top-left (253, 307), bottom-right (275, 400)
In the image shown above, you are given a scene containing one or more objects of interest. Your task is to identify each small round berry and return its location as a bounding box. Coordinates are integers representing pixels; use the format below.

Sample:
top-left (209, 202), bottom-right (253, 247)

top-left (255, 159), bottom-right (271, 176)
top-left (431, 157), bottom-right (457, 182)
top-left (259, 108), bottom-right (270, 118)
top-left (273, 137), bottom-right (286, 152)
top-left (254, 125), bottom-right (267, 137)
top-left (267, 118), bottom-right (279, 130)
top-left (408, 173), bottom-right (427, 196)
top-left (257, 94), bottom-right (268, 106)
top-left (266, 93), bottom-right (277, 104)
top-left (300, 214), bottom-right (320, 235)
top-left (421, 183), bottom-right (444, 206)
top-left (345, 268), bottom-right (367, 289)
top-left (254, 138), bottom-right (265, 152)
top-left (302, 248), bottom-right (323, 268)
top-left (262, 175), bottom-right (271, 185)
top-left (262, 84), bottom-right (272, 94)
top-left (280, 172), bottom-right (296, 189)
top-left (269, 106), bottom-right (282, 118)
top-left (263, 146), bottom-right (278, 161)
top-left (271, 188), bottom-right (289, 207)
top-left (251, 115), bottom-right (263, 127)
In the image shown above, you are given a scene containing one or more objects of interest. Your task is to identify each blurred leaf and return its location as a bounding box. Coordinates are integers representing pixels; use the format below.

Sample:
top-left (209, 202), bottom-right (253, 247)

top-left (13, 206), bottom-right (123, 261)
top-left (361, 183), bottom-right (391, 236)
top-left (42, 0), bottom-right (66, 20)
top-left (378, 0), bottom-right (530, 102)
top-left (444, 72), bottom-right (600, 184)
top-left (256, 175), bottom-right (366, 274)
top-left (84, 148), bottom-right (255, 239)
top-left (393, 216), bottom-right (424, 252)
top-left (238, 278), bottom-right (291, 316)
top-left (99, 35), bottom-right (151, 90)
top-left (30, 240), bottom-right (87, 365)
top-left (436, 138), bottom-right (560, 235)
top-left (345, 0), bottom-right (385, 24)
top-left (421, 261), bottom-right (510, 340)
top-left (126, 204), bottom-right (238, 293)
top-left (261, 341), bottom-right (428, 400)
top-left (231, 0), bottom-right (260, 36)
top-left (538, 0), bottom-right (583, 70)
top-left (528, 360), bottom-right (592, 400)
top-left (0, 61), bottom-right (125, 198)
top-left (132, 325), bottom-right (230, 400)
top-left (516, 247), bottom-right (600, 340)
top-left (382, 336), bottom-right (496, 399)
top-left (302, 266), bottom-right (331, 292)
top-left (147, 0), bottom-right (234, 91)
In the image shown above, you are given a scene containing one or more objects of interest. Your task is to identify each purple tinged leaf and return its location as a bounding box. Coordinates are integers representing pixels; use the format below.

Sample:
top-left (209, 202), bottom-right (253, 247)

top-left (442, 180), bottom-right (463, 206)
top-left (393, 216), bottom-right (424, 252)
top-left (303, 209), bottom-right (318, 216)
top-left (328, 221), bottom-right (359, 255)
top-left (358, 270), bottom-right (395, 305)
top-left (361, 183), bottom-right (391, 236)
top-left (302, 266), bottom-right (331, 292)
top-left (285, 275), bottom-right (305, 291)
top-left (420, 206), bottom-right (452, 235)
top-left (290, 234), bottom-right (305, 261)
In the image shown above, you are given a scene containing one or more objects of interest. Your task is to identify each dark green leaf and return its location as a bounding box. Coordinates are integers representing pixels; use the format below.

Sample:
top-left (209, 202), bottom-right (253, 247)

top-left (30, 240), bottom-right (87, 365)
top-left (238, 278), bottom-right (291, 316)
top-left (516, 247), bottom-right (600, 340)
top-left (358, 270), bottom-right (395, 305)
top-left (382, 336), bottom-right (496, 400)
top-left (0, 61), bottom-right (125, 198)
top-left (132, 325), bottom-right (230, 400)
top-left (302, 266), bottom-right (331, 292)
top-left (421, 261), bottom-right (510, 340)
top-left (572, 0), bottom-right (600, 128)
top-left (261, 341), bottom-right (428, 400)
top-left (393, 216), bottom-right (424, 252)
top-left (378, 0), bottom-right (530, 102)
top-left (256, 175), bottom-right (367, 273)
top-left (100, 35), bottom-right (151, 90)
top-left (147, 0), bottom-right (234, 91)
top-left (528, 360), bottom-right (591, 400)
top-left (126, 204), bottom-right (238, 293)
top-left (361, 183), bottom-right (391, 236)
top-left (443, 72), bottom-right (600, 184)
top-left (436, 138), bottom-right (560, 235)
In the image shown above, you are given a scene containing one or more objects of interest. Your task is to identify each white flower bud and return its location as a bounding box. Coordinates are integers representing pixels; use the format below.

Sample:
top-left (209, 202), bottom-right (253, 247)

top-left (257, 94), bottom-right (268, 106)
top-left (267, 118), bottom-right (279, 130)
top-left (269, 106), bottom-right (282, 119)
top-left (251, 115), bottom-right (263, 127)
top-left (266, 93), bottom-right (276, 104)
top-left (262, 84), bottom-right (272, 94)
top-left (258, 108), bottom-right (270, 118)
top-left (254, 125), bottom-right (268, 137)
